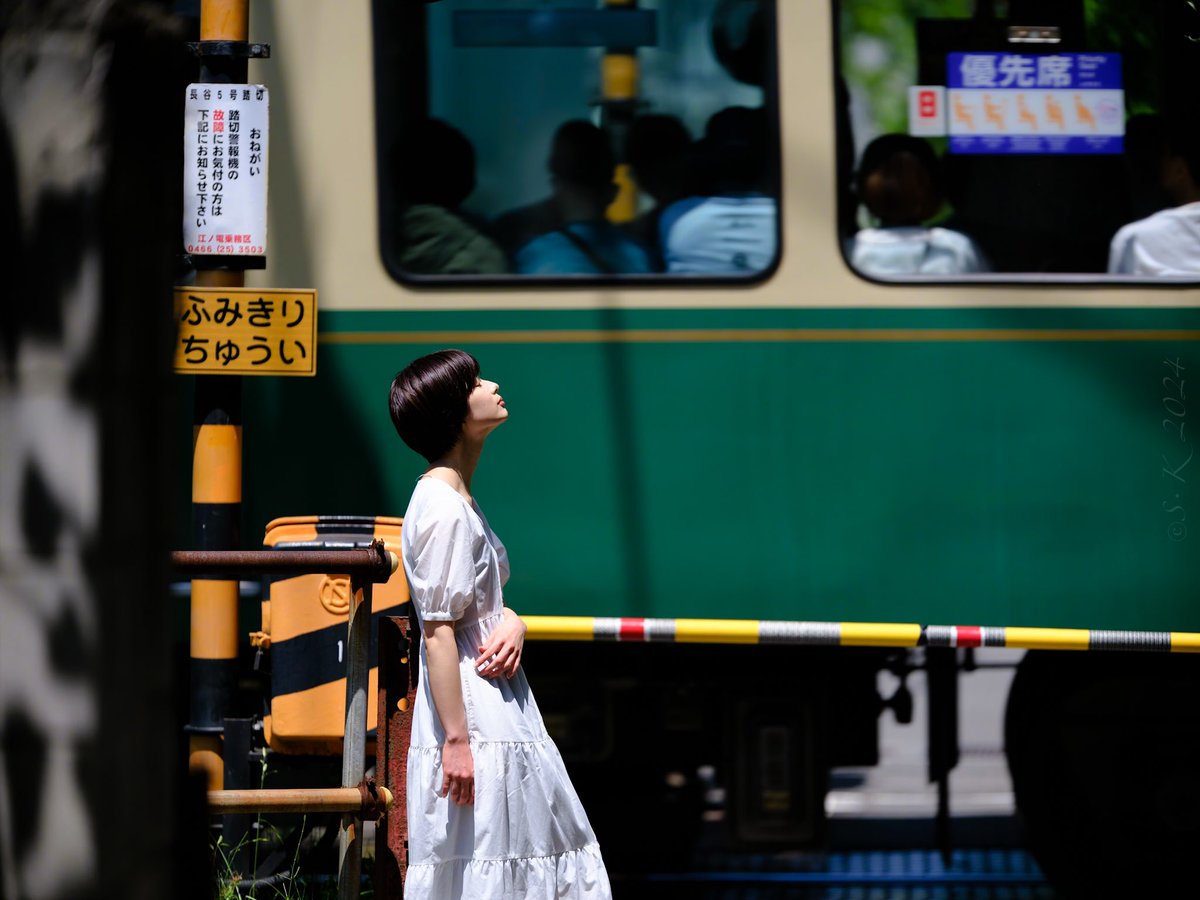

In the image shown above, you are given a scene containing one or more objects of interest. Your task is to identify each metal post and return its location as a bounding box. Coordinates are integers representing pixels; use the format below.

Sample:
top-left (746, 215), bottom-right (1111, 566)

top-left (602, 0), bottom-right (639, 223)
top-left (339, 579), bottom-right (373, 899)
top-left (222, 717), bottom-right (254, 875)
top-left (927, 647), bottom-right (960, 866)
top-left (376, 612), bottom-right (418, 896)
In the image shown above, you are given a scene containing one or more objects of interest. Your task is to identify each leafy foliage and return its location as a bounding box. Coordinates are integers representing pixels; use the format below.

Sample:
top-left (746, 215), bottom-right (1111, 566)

top-left (840, 0), bottom-right (973, 139)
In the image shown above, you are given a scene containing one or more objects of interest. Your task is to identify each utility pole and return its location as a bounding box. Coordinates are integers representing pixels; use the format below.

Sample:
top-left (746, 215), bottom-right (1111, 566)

top-left (177, 1), bottom-right (321, 888)
top-left (186, 0), bottom-right (256, 794)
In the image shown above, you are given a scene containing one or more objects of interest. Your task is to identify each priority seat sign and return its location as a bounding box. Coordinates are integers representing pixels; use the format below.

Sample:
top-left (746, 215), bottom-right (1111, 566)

top-left (946, 53), bottom-right (1123, 155)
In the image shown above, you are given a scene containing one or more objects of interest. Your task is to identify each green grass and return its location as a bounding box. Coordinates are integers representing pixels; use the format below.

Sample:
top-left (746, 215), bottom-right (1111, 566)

top-left (210, 750), bottom-right (376, 899)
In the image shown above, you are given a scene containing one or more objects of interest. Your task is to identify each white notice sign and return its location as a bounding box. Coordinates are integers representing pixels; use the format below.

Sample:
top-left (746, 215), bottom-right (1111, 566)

top-left (184, 83), bottom-right (269, 258)
top-left (908, 86), bottom-right (947, 137)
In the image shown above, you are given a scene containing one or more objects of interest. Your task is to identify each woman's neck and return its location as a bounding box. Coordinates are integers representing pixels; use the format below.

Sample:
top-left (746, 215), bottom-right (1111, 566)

top-left (428, 437), bottom-right (483, 500)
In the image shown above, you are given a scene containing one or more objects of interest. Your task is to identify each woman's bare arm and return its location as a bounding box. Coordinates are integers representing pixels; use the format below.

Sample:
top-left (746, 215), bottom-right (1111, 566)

top-left (424, 621), bottom-right (474, 805)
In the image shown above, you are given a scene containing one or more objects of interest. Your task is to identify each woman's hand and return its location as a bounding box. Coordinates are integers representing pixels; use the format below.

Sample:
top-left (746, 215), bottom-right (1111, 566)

top-left (441, 735), bottom-right (474, 806)
top-left (475, 607), bottom-right (526, 679)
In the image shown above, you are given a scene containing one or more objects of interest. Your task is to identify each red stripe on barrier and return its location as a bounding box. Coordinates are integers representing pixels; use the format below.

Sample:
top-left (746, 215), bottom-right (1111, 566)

top-left (956, 626), bottom-right (983, 648)
top-left (619, 618), bottom-right (646, 642)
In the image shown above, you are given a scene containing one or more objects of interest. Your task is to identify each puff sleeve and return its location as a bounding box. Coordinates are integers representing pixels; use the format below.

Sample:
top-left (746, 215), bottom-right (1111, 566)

top-left (404, 508), bottom-right (478, 622)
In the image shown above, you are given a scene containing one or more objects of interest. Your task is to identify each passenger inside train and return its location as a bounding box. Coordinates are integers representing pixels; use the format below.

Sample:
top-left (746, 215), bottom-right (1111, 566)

top-left (376, 0), bottom-right (1200, 285)
top-left (658, 105), bottom-right (778, 275)
top-left (850, 133), bottom-right (988, 277)
top-left (1108, 117), bottom-right (1200, 276)
top-left (504, 120), bottom-right (653, 276)
top-left (391, 118), bottom-right (508, 276)
top-left (623, 114), bottom-right (693, 271)
top-left (835, 0), bottom-right (1200, 281)
top-left (378, 0), bottom-right (779, 282)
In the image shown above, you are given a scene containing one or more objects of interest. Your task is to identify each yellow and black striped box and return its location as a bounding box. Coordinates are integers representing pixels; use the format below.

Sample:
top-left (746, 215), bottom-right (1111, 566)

top-left (261, 515), bottom-right (408, 754)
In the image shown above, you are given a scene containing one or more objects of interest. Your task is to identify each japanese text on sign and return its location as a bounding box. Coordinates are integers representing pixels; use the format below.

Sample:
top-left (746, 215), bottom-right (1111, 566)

top-left (946, 53), bottom-right (1123, 155)
top-left (174, 287), bottom-right (316, 376)
top-left (184, 84), bottom-right (269, 256)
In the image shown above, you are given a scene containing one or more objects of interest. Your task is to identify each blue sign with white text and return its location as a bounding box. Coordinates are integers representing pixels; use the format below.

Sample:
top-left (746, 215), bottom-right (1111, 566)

top-left (946, 52), bottom-right (1124, 155)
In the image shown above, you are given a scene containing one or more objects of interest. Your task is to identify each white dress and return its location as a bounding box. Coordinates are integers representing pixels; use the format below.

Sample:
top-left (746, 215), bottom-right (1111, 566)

top-left (401, 477), bottom-right (611, 899)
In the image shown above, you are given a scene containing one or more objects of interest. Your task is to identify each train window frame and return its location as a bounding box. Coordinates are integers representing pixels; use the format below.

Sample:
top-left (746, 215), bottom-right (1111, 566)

top-left (371, 0), bottom-right (785, 289)
top-left (831, 0), bottom-right (1200, 289)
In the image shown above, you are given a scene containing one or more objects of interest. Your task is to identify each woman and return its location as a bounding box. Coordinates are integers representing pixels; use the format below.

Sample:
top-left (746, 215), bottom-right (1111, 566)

top-left (388, 350), bottom-right (611, 899)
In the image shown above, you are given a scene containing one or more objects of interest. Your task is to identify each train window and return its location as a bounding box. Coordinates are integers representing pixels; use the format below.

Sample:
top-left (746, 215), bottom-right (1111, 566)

top-left (373, 0), bottom-right (781, 284)
top-left (835, 0), bottom-right (1200, 283)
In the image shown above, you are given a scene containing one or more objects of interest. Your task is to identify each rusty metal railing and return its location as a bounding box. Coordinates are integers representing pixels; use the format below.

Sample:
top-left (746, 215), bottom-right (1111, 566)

top-left (207, 784), bottom-right (392, 816)
top-left (171, 545), bottom-right (396, 579)
top-left (375, 609), bottom-right (420, 897)
top-left (172, 540), bottom-right (399, 899)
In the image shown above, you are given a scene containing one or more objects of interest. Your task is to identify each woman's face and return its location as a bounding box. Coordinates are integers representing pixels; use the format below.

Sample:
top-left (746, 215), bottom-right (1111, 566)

top-left (463, 376), bottom-right (508, 437)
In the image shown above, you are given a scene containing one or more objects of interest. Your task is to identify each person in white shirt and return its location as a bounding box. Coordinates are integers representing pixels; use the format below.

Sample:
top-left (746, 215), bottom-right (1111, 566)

top-left (849, 134), bottom-right (987, 277)
top-left (659, 106), bottom-right (779, 275)
top-left (1108, 120), bottom-right (1200, 276)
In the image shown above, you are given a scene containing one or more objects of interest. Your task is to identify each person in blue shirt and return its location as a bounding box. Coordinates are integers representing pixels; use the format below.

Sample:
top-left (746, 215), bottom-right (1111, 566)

top-left (509, 121), bottom-right (651, 276)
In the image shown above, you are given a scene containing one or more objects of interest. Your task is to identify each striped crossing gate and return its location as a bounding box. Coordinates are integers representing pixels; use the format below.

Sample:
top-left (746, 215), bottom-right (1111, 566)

top-left (523, 616), bottom-right (1200, 652)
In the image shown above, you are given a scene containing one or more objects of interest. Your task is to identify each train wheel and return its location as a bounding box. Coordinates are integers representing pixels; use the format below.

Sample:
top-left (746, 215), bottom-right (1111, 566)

top-left (1005, 651), bottom-right (1200, 898)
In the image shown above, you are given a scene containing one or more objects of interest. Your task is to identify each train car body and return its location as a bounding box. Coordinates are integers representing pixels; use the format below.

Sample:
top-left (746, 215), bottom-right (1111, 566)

top-left (205, 0), bottom-right (1199, 632)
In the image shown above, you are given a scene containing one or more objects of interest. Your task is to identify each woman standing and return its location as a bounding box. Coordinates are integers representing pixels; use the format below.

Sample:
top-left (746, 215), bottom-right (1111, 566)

top-left (388, 350), bottom-right (611, 899)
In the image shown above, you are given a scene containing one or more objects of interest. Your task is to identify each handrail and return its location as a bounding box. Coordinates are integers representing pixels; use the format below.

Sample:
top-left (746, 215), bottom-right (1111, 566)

top-left (208, 784), bottom-right (392, 818)
top-left (175, 538), bottom-right (396, 892)
top-left (171, 541), bottom-right (397, 581)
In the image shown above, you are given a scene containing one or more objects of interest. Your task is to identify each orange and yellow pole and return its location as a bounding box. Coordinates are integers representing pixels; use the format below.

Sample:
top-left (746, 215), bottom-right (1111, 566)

top-left (187, 0), bottom-right (250, 791)
top-left (200, 0), bottom-right (248, 42)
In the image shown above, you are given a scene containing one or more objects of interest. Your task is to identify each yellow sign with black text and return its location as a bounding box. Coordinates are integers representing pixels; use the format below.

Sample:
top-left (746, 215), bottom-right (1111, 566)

top-left (174, 287), bottom-right (317, 376)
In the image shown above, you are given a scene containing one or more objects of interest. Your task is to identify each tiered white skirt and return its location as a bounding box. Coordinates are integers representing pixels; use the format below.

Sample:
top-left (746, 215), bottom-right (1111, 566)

top-left (405, 646), bottom-right (611, 898)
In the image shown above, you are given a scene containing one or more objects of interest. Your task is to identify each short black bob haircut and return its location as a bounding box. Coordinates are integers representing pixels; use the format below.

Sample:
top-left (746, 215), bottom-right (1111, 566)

top-left (388, 349), bottom-right (480, 463)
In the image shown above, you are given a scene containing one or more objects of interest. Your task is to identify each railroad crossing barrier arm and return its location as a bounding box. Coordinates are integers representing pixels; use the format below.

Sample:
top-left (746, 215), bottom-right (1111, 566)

top-left (519, 615), bottom-right (1200, 653)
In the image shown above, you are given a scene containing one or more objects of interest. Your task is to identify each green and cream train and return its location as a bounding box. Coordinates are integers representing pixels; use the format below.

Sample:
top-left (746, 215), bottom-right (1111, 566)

top-left (184, 0), bottom-right (1200, 890)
